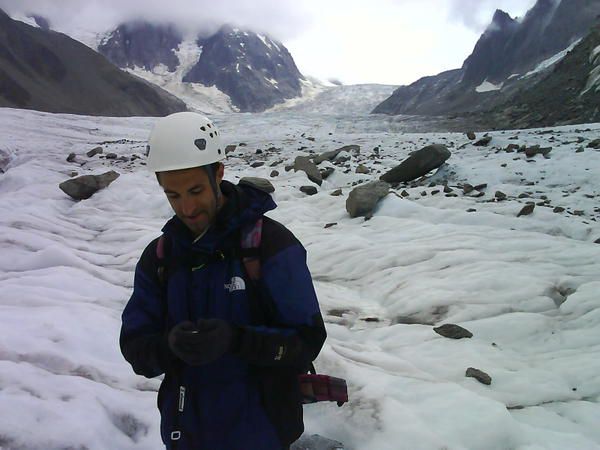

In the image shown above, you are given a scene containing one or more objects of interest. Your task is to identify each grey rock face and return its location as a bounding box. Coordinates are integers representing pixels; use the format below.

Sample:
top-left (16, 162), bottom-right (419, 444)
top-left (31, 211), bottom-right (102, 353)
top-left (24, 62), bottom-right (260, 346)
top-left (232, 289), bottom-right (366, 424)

top-left (99, 22), bottom-right (183, 72)
top-left (183, 26), bottom-right (304, 112)
top-left (433, 324), bottom-right (473, 339)
top-left (59, 171), bottom-right (120, 200)
top-left (346, 181), bottom-right (390, 218)
top-left (380, 144), bottom-right (451, 183)
top-left (294, 156), bottom-right (323, 185)
top-left (0, 10), bottom-right (186, 116)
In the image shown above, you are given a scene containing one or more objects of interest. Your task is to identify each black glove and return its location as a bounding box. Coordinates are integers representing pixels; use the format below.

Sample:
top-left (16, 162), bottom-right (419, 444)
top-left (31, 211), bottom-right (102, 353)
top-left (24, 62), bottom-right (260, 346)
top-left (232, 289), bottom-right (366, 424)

top-left (168, 319), bottom-right (239, 366)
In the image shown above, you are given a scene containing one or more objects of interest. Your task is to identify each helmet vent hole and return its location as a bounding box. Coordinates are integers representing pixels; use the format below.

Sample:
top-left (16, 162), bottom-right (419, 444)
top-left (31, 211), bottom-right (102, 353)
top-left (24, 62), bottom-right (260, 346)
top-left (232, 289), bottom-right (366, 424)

top-left (207, 123), bottom-right (212, 128)
top-left (209, 132), bottom-right (214, 138)
top-left (200, 126), bottom-right (206, 131)
top-left (194, 139), bottom-right (207, 151)
top-left (218, 149), bottom-right (222, 154)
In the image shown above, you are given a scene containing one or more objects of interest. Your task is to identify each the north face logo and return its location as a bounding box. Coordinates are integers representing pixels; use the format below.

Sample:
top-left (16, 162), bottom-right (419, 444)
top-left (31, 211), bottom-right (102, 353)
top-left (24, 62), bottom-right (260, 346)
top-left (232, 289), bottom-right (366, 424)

top-left (224, 277), bottom-right (246, 293)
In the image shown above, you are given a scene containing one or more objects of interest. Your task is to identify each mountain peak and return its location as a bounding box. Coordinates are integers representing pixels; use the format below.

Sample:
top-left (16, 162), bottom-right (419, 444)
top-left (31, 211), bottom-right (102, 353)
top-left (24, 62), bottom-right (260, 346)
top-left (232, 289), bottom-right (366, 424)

top-left (488, 9), bottom-right (516, 32)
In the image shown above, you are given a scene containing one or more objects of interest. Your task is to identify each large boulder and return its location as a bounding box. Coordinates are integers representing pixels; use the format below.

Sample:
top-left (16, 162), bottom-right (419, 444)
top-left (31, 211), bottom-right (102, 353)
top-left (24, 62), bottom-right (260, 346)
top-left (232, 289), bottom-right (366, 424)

top-left (294, 156), bottom-right (322, 186)
top-left (380, 144), bottom-right (451, 183)
top-left (291, 434), bottom-right (345, 450)
top-left (314, 144), bottom-right (360, 164)
top-left (239, 177), bottom-right (275, 193)
top-left (346, 181), bottom-right (390, 218)
top-left (59, 171), bottom-right (120, 200)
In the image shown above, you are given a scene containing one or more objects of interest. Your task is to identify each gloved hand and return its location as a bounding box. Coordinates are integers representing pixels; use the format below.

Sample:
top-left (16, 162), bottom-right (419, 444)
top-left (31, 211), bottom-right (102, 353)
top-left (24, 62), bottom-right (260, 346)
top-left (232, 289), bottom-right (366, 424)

top-left (168, 319), bottom-right (238, 366)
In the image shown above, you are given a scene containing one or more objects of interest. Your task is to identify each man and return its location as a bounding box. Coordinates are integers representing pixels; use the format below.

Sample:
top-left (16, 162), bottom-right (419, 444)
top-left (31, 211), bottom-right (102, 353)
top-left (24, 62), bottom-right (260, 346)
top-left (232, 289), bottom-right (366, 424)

top-left (120, 112), bottom-right (327, 450)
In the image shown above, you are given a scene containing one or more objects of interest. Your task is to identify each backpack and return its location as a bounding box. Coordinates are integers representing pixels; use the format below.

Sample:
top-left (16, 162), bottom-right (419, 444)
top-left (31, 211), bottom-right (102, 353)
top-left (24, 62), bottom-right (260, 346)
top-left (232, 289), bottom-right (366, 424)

top-left (155, 218), bottom-right (348, 407)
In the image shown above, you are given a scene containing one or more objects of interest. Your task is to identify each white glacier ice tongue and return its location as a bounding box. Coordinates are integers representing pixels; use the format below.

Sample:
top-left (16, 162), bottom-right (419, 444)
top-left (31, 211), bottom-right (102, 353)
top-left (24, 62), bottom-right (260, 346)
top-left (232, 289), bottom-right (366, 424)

top-left (1, 108), bottom-right (600, 449)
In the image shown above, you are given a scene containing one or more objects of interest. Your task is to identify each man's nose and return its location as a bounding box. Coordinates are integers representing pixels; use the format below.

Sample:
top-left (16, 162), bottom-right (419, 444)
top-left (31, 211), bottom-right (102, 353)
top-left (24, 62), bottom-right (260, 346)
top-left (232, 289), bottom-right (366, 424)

top-left (181, 196), bottom-right (196, 216)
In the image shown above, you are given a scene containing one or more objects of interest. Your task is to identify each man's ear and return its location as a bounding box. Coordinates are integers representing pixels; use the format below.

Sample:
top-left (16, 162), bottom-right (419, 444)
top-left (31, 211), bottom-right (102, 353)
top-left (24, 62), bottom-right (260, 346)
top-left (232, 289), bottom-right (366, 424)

top-left (215, 163), bottom-right (224, 183)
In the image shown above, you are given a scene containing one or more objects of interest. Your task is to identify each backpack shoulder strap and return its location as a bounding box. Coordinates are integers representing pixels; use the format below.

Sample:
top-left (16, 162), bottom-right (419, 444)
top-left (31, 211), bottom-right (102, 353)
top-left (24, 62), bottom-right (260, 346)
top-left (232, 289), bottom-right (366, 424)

top-left (240, 217), bottom-right (263, 281)
top-left (155, 233), bottom-right (173, 296)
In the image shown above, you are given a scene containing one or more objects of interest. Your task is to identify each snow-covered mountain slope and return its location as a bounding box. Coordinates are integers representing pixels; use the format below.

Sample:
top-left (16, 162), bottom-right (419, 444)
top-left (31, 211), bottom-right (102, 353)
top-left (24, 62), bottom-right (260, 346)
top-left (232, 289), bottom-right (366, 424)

top-left (1, 107), bottom-right (600, 449)
top-left (269, 83), bottom-right (398, 115)
top-left (123, 36), bottom-right (237, 115)
top-left (97, 22), bottom-right (304, 113)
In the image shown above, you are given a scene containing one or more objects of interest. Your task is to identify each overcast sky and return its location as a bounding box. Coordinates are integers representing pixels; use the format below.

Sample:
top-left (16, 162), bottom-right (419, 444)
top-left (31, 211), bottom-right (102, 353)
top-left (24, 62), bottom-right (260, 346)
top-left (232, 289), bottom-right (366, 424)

top-left (1, 0), bottom-right (538, 85)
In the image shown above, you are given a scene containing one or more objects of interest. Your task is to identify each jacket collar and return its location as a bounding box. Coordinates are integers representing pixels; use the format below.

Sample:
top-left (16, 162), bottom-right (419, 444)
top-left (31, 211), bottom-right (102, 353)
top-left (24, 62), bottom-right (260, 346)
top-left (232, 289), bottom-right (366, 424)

top-left (161, 180), bottom-right (276, 255)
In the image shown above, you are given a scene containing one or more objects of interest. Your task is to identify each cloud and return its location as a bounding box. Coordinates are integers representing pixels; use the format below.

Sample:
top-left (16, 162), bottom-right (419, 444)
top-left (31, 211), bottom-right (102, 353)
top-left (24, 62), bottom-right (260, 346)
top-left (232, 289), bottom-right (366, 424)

top-left (446, 0), bottom-right (537, 31)
top-left (0, 0), bottom-right (313, 40)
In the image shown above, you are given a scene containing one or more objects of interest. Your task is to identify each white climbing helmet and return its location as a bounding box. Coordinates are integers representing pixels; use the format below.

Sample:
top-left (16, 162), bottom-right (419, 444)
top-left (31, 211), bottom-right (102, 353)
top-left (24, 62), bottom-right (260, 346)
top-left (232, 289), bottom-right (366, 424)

top-left (146, 112), bottom-right (225, 172)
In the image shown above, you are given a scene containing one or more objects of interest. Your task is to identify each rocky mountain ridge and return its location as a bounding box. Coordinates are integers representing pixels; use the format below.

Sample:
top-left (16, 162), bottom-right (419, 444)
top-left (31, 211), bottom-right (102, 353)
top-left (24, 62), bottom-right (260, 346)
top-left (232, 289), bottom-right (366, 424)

top-left (373, 0), bottom-right (600, 123)
top-left (0, 9), bottom-right (186, 116)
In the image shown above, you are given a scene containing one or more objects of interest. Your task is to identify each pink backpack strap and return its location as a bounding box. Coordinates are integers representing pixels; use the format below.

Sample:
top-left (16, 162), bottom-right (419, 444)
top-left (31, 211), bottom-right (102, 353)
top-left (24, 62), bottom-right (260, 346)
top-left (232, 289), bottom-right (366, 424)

top-left (240, 218), bottom-right (263, 281)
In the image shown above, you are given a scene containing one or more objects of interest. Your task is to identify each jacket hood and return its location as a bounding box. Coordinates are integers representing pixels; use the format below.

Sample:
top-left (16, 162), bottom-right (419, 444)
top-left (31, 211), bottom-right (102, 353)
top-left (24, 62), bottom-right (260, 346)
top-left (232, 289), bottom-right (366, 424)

top-left (161, 179), bottom-right (276, 254)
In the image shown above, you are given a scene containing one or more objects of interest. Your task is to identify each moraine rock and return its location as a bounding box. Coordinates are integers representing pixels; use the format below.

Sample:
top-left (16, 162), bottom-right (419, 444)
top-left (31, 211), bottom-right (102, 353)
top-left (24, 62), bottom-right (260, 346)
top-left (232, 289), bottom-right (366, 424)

top-left (225, 144), bottom-right (237, 154)
top-left (300, 185), bottom-right (318, 196)
top-left (433, 323), bottom-right (473, 339)
top-left (66, 152), bottom-right (77, 162)
top-left (466, 131), bottom-right (476, 140)
top-left (355, 164), bottom-right (369, 174)
top-left (0, 148), bottom-right (10, 173)
top-left (473, 136), bottom-right (492, 146)
top-left (330, 189), bottom-right (343, 196)
top-left (587, 139), bottom-right (600, 149)
top-left (86, 146), bottom-right (103, 157)
top-left (517, 203), bottom-right (535, 217)
top-left (380, 144), bottom-right (451, 183)
top-left (270, 170), bottom-right (279, 177)
top-left (294, 156), bottom-right (322, 185)
top-left (320, 167), bottom-right (335, 180)
top-left (59, 171), bottom-right (120, 200)
top-left (239, 177), bottom-right (274, 193)
top-left (346, 181), bottom-right (390, 218)
top-left (466, 367), bottom-right (492, 385)
top-left (291, 434), bottom-right (345, 450)
top-left (313, 146), bottom-right (359, 163)
top-left (495, 191), bottom-right (507, 201)
top-left (250, 161), bottom-right (265, 168)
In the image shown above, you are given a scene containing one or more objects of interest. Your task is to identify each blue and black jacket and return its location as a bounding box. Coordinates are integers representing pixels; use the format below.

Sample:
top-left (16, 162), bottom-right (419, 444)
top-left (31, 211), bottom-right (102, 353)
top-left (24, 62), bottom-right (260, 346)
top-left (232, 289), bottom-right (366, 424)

top-left (120, 180), bottom-right (327, 450)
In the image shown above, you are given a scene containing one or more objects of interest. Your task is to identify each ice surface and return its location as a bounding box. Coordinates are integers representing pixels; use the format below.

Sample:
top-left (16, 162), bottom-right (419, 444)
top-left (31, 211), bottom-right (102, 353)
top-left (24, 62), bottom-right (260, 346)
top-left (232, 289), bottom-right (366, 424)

top-left (1, 108), bottom-right (599, 449)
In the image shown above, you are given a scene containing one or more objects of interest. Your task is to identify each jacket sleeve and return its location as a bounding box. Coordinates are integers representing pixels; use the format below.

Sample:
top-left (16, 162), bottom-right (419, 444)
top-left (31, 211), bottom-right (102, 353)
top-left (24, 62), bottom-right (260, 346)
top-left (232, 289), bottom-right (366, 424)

top-left (119, 239), bottom-right (176, 378)
top-left (236, 220), bottom-right (326, 370)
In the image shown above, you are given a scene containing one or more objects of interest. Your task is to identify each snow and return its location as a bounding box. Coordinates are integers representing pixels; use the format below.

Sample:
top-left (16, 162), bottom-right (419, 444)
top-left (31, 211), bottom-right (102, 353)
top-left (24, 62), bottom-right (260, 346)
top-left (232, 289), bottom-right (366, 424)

top-left (10, 14), bottom-right (38, 28)
top-left (124, 37), bottom-right (237, 114)
top-left (1, 108), bottom-right (600, 450)
top-left (522, 39), bottom-right (582, 79)
top-left (476, 80), bottom-right (504, 93)
top-left (269, 82), bottom-right (398, 114)
top-left (257, 33), bottom-right (272, 49)
top-left (582, 45), bottom-right (600, 95)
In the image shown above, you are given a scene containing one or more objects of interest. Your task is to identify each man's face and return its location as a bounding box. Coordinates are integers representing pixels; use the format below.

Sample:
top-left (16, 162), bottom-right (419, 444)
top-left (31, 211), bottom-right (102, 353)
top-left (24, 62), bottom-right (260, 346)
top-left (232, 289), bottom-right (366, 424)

top-left (158, 165), bottom-right (224, 237)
